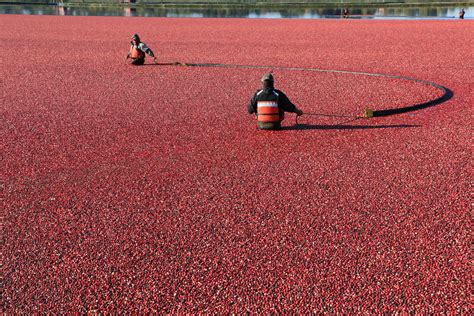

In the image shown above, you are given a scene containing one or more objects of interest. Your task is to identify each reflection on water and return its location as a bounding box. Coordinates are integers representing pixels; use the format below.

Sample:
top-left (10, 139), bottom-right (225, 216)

top-left (0, 4), bottom-right (472, 19)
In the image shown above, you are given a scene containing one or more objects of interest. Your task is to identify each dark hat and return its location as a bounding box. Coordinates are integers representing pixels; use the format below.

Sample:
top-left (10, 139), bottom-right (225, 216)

top-left (131, 34), bottom-right (140, 40)
top-left (261, 73), bottom-right (274, 83)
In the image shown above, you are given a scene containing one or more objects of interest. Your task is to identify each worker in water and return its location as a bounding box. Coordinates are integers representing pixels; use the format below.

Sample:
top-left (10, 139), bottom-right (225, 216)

top-left (126, 34), bottom-right (157, 65)
top-left (343, 8), bottom-right (349, 18)
top-left (248, 73), bottom-right (303, 130)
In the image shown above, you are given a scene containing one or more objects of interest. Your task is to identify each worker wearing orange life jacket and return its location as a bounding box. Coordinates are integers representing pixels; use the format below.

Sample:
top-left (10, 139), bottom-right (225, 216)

top-left (248, 73), bottom-right (303, 130)
top-left (126, 34), bottom-right (157, 65)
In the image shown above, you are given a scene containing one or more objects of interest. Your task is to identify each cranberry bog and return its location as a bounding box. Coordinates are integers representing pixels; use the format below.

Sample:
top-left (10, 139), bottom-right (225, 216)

top-left (1, 15), bottom-right (471, 313)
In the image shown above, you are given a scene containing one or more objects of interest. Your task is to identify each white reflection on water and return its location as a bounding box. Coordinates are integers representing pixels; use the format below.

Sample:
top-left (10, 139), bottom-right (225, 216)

top-left (248, 12), bottom-right (281, 19)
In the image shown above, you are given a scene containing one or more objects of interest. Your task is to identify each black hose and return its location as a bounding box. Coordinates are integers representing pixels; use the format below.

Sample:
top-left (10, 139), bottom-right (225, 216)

top-left (182, 62), bottom-right (452, 119)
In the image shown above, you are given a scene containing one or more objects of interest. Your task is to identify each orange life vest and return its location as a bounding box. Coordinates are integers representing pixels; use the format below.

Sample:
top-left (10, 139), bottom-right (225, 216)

top-left (257, 101), bottom-right (281, 123)
top-left (130, 46), bottom-right (145, 59)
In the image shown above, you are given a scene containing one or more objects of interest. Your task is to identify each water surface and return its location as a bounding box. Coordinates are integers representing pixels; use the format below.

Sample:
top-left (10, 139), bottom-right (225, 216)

top-left (0, 4), bottom-right (472, 19)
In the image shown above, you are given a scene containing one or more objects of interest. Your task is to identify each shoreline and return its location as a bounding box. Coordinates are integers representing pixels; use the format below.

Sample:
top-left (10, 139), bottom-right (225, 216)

top-left (1, 1), bottom-right (473, 9)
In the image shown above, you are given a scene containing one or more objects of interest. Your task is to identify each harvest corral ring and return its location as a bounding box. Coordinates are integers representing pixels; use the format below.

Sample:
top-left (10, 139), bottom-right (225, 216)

top-left (158, 62), bottom-right (452, 118)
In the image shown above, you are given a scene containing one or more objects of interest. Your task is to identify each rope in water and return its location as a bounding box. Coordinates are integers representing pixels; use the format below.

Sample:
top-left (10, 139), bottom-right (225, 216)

top-left (295, 112), bottom-right (362, 125)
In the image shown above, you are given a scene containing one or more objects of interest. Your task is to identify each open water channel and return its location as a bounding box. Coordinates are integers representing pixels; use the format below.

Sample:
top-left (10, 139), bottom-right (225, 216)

top-left (0, 4), bottom-right (472, 19)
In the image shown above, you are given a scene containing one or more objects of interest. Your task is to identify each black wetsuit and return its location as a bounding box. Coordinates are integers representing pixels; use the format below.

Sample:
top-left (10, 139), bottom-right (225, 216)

top-left (130, 42), bottom-right (155, 65)
top-left (248, 88), bottom-right (297, 130)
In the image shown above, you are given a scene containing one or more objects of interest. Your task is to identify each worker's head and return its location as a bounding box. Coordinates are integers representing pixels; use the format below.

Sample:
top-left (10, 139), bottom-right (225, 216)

top-left (131, 34), bottom-right (141, 44)
top-left (261, 73), bottom-right (274, 89)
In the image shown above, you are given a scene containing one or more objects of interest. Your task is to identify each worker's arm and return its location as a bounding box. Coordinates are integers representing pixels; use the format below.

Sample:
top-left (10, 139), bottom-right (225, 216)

top-left (139, 43), bottom-right (157, 63)
top-left (248, 92), bottom-right (258, 114)
top-left (139, 43), bottom-right (155, 57)
top-left (278, 91), bottom-right (303, 116)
